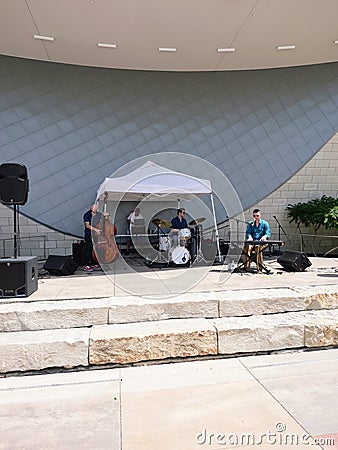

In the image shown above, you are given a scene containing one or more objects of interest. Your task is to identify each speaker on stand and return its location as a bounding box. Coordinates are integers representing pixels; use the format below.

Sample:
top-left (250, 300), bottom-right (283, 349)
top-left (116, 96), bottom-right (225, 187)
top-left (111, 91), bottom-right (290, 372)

top-left (277, 250), bottom-right (312, 272)
top-left (0, 164), bottom-right (38, 297)
top-left (0, 163), bottom-right (29, 259)
top-left (0, 163), bottom-right (29, 205)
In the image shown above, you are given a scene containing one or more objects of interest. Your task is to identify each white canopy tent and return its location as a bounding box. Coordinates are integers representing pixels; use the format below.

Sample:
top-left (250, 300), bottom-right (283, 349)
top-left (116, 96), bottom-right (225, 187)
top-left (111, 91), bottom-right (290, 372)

top-left (96, 161), bottom-right (212, 201)
top-left (96, 161), bottom-right (221, 257)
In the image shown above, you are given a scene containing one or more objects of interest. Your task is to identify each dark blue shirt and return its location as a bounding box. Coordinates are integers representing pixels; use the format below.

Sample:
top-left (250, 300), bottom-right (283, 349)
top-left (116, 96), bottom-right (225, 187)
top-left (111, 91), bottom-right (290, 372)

top-left (171, 216), bottom-right (188, 230)
top-left (84, 210), bottom-right (102, 237)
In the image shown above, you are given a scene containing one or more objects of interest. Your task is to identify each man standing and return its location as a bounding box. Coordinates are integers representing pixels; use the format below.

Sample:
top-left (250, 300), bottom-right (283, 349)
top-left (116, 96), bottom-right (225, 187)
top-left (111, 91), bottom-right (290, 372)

top-left (126, 207), bottom-right (144, 255)
top-left (83, 204), bottom-right (102, 272)
top-left (243, 208), bottom-right (270, 271)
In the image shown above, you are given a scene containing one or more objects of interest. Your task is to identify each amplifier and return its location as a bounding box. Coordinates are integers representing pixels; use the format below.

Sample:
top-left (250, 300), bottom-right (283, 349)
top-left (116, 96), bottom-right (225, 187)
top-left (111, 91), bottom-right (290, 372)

top-left (0, 256), bottom-right (38, 297)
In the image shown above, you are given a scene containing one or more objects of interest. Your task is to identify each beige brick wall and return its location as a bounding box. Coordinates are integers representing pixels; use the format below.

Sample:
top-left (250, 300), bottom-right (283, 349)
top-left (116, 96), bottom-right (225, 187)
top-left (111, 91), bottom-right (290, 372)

top-left (243, 132), bottom-right (338, 255)
top-left (0, 205), bottom-right (76, 259)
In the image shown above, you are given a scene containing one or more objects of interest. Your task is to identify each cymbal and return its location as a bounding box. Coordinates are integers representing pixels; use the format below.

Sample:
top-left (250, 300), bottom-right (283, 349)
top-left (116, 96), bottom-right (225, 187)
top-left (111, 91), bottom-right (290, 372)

top-left (189, 217), bottom-right (206, 226)
top-left (152, 218), bottom-right (171, 228)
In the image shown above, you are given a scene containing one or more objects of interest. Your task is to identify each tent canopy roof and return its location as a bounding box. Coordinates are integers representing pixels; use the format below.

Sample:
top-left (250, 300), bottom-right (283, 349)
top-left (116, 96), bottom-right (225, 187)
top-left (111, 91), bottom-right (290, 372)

top-left (96, 161), bottom-right (212, 202)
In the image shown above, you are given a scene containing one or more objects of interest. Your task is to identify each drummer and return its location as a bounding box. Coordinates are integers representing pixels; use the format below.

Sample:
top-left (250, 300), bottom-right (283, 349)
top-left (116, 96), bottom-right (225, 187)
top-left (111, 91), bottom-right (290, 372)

top-left (170, 208), bottom-right (189, 248)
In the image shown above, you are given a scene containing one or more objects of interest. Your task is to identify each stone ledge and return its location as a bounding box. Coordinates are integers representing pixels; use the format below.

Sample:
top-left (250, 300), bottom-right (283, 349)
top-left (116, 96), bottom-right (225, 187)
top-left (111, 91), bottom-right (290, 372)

top-left (293, 286), bottom-right (338, 310)
top-left (89, 319), bottom-right (217, 365)
top-left (302, 309), bottom-right (338, 347)
top-left (108, 295), bottom-right (219, 324)
top-left (0, 310), bottom-right (338, 373)
top-left (214, 315), bottom-right (304, 354)
top-left (0, 298), bottom-right (109, 332)
top-left (0, 288), bottom-right (337, 373)
top-left (214, 309), bottom-right (338, 355)
top-left (0, 328), bottom-right (90, 373)
top-left (216, 288), bottom-right (306, 317)
top-left (1, 287), bottom-right (338, 332)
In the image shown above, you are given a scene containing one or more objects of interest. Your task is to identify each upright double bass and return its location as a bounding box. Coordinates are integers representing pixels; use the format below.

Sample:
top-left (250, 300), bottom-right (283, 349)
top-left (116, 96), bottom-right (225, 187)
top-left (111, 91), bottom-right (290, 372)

top-left (93, 192), bottom-right (119, 263)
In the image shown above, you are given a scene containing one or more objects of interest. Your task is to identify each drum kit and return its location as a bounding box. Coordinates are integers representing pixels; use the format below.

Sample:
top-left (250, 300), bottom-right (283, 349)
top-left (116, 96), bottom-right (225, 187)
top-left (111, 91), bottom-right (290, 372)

top-left (150, 216), bottom-right (206, 266)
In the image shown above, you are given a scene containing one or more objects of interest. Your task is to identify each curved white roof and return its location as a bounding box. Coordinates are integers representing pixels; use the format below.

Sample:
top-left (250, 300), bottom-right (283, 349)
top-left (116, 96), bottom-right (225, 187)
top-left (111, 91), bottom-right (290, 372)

top-left (1, 0), bottom-right (338, 72)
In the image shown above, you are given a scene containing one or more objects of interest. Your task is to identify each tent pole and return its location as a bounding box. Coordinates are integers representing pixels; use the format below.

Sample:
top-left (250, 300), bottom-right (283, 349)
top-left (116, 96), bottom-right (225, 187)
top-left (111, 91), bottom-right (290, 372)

top-left (210, 193), bottom-right (222, 262)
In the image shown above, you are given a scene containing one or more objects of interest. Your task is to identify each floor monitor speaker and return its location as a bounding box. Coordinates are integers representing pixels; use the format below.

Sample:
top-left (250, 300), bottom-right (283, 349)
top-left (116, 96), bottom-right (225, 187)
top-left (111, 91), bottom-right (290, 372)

top-left (44, 255), bottom-right (79, 276)
top-left (0, 163), bottom-right (29, 205)
top-left (277, 250), bottom-right (312, 272)
top-left (0, 256), bottom-right (38, 297)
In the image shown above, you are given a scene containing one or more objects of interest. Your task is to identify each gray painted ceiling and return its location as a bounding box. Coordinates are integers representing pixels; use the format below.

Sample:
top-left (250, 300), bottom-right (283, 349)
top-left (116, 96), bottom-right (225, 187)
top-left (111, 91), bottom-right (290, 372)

top-left (0, 0), bottom-right (338, 72)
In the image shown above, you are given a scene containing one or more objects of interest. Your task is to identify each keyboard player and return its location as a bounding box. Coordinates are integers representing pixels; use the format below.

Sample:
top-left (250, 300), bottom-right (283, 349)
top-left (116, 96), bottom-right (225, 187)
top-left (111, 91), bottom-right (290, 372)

top-left (243, 208), bottom-right (271, 271)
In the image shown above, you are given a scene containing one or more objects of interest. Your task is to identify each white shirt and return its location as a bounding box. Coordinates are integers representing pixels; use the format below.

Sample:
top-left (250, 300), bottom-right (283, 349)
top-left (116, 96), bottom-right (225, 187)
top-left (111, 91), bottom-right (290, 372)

top-left (127, 211), bottom-right (144, 225)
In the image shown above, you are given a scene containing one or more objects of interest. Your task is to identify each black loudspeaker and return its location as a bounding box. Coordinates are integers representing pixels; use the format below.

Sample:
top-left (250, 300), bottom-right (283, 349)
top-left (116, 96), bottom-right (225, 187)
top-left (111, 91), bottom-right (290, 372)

top-left (0, 256), bottom-right (38, 297)
top-left (201, 239), bottom-right (217, 261)
top-left (218, 239), bottom-right (229, 256)
top-left (72, 241), bottom-right (85, 265)
top-left (43, 255), bottom-right (79, 276)
top-left (277, 250), bottom-right (312, 272)
top-left (0, 163), bottom-right (29, 205)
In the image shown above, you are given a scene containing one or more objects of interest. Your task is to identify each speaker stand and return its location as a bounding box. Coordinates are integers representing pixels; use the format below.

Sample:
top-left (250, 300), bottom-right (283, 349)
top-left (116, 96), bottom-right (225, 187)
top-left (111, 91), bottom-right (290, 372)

top-left (13, 204), bottom-right (18, 258)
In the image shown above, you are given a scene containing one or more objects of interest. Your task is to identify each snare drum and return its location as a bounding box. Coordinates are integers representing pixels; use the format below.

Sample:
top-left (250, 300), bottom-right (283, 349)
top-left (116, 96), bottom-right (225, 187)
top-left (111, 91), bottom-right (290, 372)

top-left (179, 228), bottom-right (191, 240)
top-left (171, 246), bottom-right (190, 265)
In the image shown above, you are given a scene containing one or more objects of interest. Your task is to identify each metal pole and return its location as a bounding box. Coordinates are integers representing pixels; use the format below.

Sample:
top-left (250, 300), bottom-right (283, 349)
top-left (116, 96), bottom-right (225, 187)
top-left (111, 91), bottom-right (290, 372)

top-left (13, 204), bottom-right (17, 258)
top-left (210, 193), bottom-right (221, 262)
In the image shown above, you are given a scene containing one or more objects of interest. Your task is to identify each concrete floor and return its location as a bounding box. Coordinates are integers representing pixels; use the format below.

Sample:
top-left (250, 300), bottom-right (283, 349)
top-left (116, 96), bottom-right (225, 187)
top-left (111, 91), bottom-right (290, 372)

top-left (1, 256), bottom-right (338, 449)
top-left (1, 348), bottom-right (338, 449)
top-left (21, 255), bottom-right (338, 302)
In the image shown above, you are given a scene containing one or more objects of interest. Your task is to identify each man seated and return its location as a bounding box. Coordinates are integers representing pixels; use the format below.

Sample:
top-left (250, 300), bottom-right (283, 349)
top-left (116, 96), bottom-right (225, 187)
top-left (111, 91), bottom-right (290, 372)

top-left (170, 208), bottom-right (188, 248)
top-left (243, 208), bottom-right (270, 272)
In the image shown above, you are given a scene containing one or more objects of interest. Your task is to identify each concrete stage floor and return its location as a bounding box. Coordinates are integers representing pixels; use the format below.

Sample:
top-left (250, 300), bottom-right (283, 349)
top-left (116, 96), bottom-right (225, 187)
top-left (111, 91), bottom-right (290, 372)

top-left (27, 255), bottom-right (338, 301)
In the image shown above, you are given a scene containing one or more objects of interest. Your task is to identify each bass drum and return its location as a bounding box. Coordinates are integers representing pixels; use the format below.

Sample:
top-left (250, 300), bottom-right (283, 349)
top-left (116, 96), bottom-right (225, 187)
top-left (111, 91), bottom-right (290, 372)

top-left (171, 246), bottom-right (190, 265)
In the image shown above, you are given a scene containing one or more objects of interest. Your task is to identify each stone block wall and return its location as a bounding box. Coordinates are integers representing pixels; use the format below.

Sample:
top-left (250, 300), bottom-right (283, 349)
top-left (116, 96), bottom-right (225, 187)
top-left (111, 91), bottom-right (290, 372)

top-left (0, 205), bottom-right (76, 259)
top-left (241, 132), bottom-right (338, 255)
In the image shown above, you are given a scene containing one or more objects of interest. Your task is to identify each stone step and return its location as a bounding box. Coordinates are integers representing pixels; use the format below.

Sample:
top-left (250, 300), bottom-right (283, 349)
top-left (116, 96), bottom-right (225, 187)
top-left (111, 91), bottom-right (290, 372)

top-left (0, 327), bottom-right (89, 373)
top-left (0, 298), bottom-right (109, 332)
top-left (1, 286), bottom-right (338, 332)
top-left (1, 309), bottom-right (338, 373)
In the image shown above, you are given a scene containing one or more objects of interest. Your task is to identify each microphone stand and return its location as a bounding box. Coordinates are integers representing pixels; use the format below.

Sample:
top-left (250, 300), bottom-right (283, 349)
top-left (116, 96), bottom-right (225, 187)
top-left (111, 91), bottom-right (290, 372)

top-left (273, 215), bottom-right (291, 246)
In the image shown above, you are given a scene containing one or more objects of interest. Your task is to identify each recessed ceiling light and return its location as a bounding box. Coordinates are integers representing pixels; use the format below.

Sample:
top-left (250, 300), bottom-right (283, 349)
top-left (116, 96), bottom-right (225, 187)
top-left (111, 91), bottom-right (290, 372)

top-left (334, 40), bottom-right (338, 44)
top-left (276, 45), bottom-right (296, 50)
top-left (217, 48), bottom-right (236, 53)
top-left (33, 35), bottom-right (55, 42)
top-left (158, 47), bottom-right (176, 52)
top-left (97, 43), bottom-right (117, 49)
